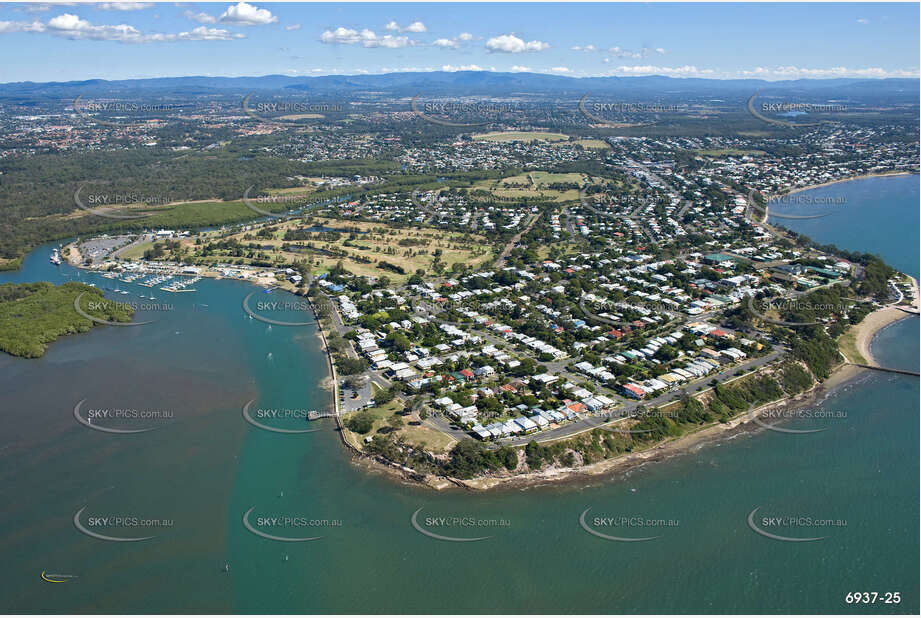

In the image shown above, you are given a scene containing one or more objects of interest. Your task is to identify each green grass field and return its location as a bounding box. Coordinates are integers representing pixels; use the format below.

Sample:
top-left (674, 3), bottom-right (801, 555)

top-left (472, 131), bottom-right (569, 143)
top-left (341, 386), bottom-right (457, 453)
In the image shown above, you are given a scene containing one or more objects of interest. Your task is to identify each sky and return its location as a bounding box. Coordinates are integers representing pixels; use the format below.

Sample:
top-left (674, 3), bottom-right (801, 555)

top-left (0, 2), bottom-right (918, 83)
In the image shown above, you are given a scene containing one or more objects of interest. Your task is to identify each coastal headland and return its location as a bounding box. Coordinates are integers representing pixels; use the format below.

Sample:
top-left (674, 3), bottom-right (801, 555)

top-left (58, 171), bottom-right (920, 492)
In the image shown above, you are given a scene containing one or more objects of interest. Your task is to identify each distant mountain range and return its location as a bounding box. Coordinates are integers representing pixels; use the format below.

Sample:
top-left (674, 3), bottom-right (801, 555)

top-left (1, 71), bottom-right (917, 103)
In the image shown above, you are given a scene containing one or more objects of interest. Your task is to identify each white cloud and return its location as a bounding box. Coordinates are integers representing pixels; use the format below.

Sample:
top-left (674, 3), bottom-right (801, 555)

top-left (431, 32), bottom-right (475, 49)
top-left (20, 2), bottom-right (78, 13)
top-left (0, 19), bottom-right (47, 33)
top-left (739, 65), bottom-right (919, 79)
top-left (510, 65), bottom-right (531, 72)
top-left (369, 35), bottom-right (410, 48)
top-left (218, 2), bottom-right (276, 26)
top-left (655, 47), bottom-right (666, 54)
top-left (571, 44), bottom-right (597, 52)
top-left (96, 3), bottom-right (154, 10)
top-left (178, 25), bottom-right (243, 41)
top-left (857, 18), bottom-right (869, 24)
top-left (46, 13), bottom-right (149, 41)
top-left (0, 13), bottom-right (243, 43)
top-left (320, 26), bottom-right (363, 44)
top-left (378, 66), bottom-right (434, 73)
top-left (385, 20), bottom-right (426, 33)
top-left (549, 66), bottom-right (570, 73)
top-left (185, 10), bottom-right (216, 24)
top-left (485, 33), bottom-right (549, 53)
top-left (441, 64), bottom-right (492, 72)
top-left (320, 26), bottom-right (412, 48)
top-left (598, 64), bottom-right (919, 79)
top-left (613, 65), bottom-right (714, 76)
top-left (285, 24), bottom-right (301, 31)
top-left (608, 45), bottom-right (649, 59)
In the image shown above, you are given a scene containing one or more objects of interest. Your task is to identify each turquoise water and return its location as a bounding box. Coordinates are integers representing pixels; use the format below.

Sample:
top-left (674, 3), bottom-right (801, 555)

top-left (0, 175), bottom-right (918, 613)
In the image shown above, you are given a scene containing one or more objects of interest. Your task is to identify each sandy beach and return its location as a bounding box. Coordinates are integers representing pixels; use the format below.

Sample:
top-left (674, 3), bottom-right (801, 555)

top-left (846, 275), bottom-right (919, 366)
top-left (779, 171), bottom-right (914, 199)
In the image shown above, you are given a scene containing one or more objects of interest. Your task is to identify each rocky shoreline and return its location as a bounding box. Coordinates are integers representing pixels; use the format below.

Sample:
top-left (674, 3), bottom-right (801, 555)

top-left (354, 355), bottom-right (868, 491)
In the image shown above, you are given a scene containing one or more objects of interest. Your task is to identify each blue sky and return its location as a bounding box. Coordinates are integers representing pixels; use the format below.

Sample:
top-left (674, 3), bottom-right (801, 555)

top-left (1, 2), bottom-right (918, 83)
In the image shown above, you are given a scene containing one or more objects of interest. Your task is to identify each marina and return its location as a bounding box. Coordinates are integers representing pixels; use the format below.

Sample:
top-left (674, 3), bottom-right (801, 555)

top-left (162, 276), bottom-right (201, 293)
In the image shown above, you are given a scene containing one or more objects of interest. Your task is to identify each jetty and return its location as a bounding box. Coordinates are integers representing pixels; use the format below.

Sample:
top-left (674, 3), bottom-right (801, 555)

top-left (848, 363), bottom-right (920, 377)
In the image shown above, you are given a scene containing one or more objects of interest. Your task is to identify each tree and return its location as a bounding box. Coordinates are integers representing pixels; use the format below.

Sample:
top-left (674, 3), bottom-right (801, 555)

top-left (374, 387), bottom-right (396, 405)
top-left (346, 411), bottom-right (374, 434)
top-left (386, 331), bottom-right (411, 352)
top-left (654, 345), bottom-right (678, 361)
top-left (343, 375), bottom-right (364, 390)
top-left (337, 357), bottom-right (369, 375)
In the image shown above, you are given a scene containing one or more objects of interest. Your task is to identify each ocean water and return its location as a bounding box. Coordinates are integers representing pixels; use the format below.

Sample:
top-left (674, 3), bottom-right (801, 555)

top-left (0, 175), bottom-right (917, 613)
top-left (768, 174), bottom-right (920, 278)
